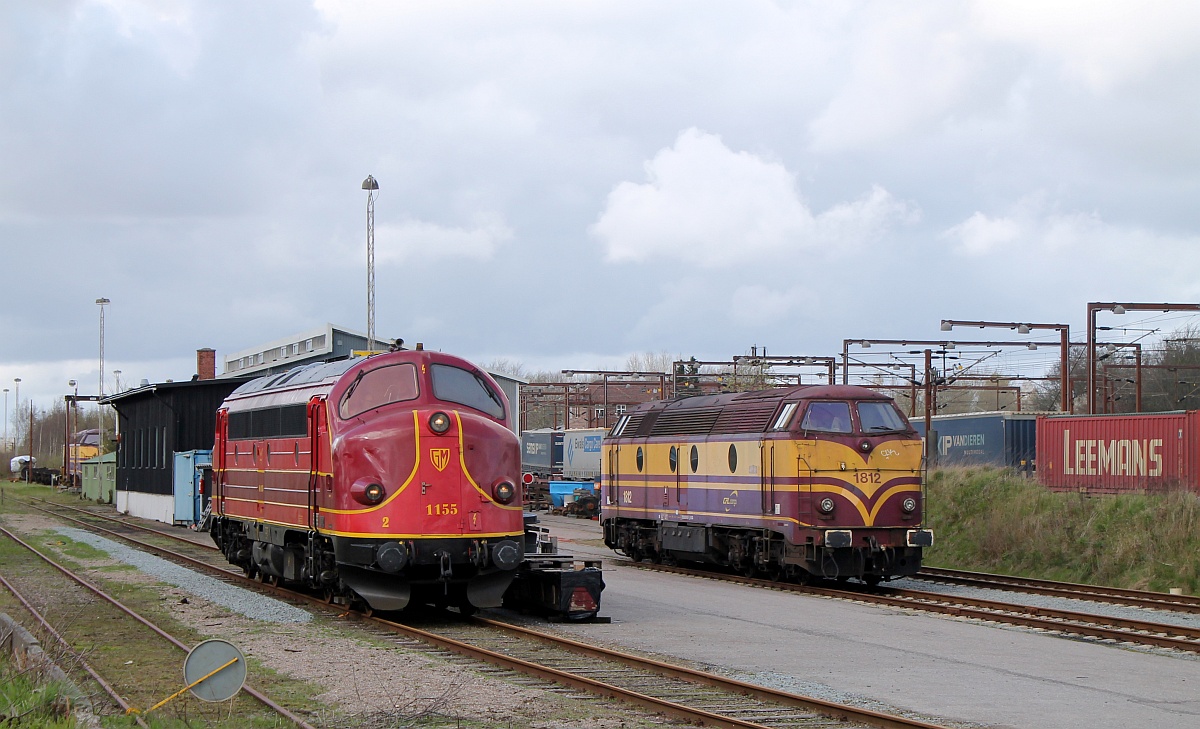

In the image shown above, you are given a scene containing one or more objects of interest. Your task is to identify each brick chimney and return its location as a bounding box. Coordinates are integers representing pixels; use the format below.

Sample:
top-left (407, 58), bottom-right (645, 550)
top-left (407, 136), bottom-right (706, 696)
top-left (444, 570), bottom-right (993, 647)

top-left (197, 348), bottom-right (216, 381)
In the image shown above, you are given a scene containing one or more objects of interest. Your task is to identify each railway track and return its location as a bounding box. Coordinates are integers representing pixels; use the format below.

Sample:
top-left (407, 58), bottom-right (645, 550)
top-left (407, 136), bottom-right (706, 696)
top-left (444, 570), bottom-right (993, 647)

top-left (624, 561), bottom-right (1200, 655)
top-left (9, 495), bottom-right (957, 729)
top-left (0, 523), bottom-right (317, 728)
top-left (914, 566), bottom-right (1200, 613)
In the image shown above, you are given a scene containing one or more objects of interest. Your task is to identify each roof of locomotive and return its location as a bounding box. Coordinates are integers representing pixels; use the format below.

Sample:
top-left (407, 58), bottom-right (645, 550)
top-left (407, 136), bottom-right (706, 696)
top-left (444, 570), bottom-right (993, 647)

top-left (635, 383), bottom-right (895, 414)
top-left (221, 349), bottom-right (505, 412)
top-left (229, 355), bottom-right (362, 398)
top-left (610, 384), bottom-right (905, 439)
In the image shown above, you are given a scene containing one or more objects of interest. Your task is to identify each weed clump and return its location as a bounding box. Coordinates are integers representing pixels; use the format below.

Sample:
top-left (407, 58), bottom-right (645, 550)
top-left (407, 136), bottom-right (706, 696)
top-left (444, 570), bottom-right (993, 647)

top-left (0, 656), bottom-right (77, 728)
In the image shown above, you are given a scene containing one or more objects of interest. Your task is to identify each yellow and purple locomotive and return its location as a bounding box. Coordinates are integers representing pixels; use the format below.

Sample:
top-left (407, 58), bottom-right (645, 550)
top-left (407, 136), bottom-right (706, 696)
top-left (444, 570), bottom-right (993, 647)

top-left (601, 384), bottom-right (933, 584)
top-left (209, 349), bottom-right (525, 612)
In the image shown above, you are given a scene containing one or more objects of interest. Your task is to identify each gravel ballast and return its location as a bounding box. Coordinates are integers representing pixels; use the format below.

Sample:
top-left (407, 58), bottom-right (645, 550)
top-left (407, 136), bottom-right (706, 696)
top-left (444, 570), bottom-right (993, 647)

top-left (54, 526), bottom-right (312, 623)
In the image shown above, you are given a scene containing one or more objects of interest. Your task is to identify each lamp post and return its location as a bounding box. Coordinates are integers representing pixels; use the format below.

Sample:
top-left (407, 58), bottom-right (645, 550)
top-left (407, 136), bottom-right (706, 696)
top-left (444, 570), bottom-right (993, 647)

top-left (65, 380), bottom-right (78, 487)
top-left (2, 387), bottom-right (7, 452)
top-left (12, 378), bottom-right (20, 453)
top-left (1087, 302), bottom-right (1200, 414)
top-left (940, 320), bottom-right (1071, 412)
top-left (96, 297), bottom-right (110, 453)
top-left (361, 175), bottom-right (379, 353)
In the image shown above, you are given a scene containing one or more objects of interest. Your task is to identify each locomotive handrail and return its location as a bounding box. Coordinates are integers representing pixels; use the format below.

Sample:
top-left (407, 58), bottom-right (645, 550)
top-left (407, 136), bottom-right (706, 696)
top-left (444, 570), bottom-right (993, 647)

top-left (306, 396), bottom-right (321, 532)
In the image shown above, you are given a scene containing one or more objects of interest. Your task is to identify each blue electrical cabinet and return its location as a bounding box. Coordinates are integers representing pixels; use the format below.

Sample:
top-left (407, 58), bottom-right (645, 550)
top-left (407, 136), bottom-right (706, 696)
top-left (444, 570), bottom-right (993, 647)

top-left (173, 450), bottom-right (212, 525)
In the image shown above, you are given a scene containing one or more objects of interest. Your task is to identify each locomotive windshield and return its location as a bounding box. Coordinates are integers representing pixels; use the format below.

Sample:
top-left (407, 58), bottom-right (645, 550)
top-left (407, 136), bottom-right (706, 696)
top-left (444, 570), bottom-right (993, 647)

top-left (857, 401), bottom-right (909, 432)
top-left (338, 363), bottom-right (420, 419)
top-left (799, 402), bottom-right (852, 433)
top-left (431, 364), bottom-right (505, 419)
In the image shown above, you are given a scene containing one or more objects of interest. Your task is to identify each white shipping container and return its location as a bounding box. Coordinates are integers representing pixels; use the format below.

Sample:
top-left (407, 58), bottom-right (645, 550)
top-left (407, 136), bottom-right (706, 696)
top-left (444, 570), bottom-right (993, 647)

top-left (561, 428), bottom-right (604, 481)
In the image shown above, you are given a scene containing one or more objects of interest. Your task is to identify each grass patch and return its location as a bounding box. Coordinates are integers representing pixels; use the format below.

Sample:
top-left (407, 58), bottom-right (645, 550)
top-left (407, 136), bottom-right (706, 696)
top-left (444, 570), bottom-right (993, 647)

top-left (925, 468), bottom-right (1200, 593)
top-left (0, 656), bottom-right (77, 728)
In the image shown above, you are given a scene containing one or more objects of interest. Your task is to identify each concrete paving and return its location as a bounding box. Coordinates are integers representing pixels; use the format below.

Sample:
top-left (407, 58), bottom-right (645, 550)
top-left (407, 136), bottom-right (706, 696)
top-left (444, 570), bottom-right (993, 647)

top-left (536, 514), bottom-right (1200, 729)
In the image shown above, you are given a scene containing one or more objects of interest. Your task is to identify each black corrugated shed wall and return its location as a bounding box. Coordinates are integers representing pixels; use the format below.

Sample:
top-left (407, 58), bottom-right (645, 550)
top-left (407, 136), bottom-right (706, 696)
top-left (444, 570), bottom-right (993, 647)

top-left (111, 379), bottom-right (249, 496)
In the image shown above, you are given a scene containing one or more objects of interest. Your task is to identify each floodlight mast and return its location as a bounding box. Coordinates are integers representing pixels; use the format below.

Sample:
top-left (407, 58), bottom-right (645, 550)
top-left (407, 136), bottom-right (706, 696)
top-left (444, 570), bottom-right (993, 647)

top-left (96, 297), bottom-right (110, 454)
top-left (362, 175), bottom-right (380, 353)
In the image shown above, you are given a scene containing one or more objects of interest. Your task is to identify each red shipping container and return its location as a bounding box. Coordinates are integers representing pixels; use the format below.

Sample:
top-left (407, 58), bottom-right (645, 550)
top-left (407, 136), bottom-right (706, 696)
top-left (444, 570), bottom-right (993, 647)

top-left (1037, 412), bottom-right (1200, 494)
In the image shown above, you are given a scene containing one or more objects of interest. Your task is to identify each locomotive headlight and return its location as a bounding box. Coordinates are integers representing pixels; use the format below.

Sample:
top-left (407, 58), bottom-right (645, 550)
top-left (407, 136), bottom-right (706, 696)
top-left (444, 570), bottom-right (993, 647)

top-left (819, 497), bottom-right (836, 514)
top-left (902, 497), bottom-right (918, 513)
top-left (429, 411), bottom-right (451, 434)
top-left (493, 481), bottom-right (516, 504)
top-left (351, 480), bottom-right (387, 505)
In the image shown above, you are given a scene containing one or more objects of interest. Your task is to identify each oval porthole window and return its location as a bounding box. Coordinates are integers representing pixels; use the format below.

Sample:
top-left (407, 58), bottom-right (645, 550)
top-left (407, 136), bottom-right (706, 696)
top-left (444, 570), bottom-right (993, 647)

top-left (636, 447), bottom-right (644, 472)
top-left (728, 444), bottom-right (738, 473)
top-left (669, 446), bottom-right (678, 473)
top-left (690, 445), bottom-right (699, 473)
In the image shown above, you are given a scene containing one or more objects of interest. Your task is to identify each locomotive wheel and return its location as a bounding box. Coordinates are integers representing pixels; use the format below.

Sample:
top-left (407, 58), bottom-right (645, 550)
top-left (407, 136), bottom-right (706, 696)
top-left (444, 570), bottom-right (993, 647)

top-left (266, 574), bottom-right (280, 587)
top-left (738, 562), bottom-right (757, 579)
top-left (864, 575), bottom-right (882, 587)
top-left (322, 588), bottom-right (336, 604)
top-left (456, 602), bottom-right (478, 617)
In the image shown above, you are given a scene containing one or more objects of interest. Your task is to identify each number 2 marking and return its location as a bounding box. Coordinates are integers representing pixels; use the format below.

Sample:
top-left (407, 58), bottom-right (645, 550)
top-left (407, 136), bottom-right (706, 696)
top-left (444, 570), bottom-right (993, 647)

top-left (382, 517), bottom-right (390, 528)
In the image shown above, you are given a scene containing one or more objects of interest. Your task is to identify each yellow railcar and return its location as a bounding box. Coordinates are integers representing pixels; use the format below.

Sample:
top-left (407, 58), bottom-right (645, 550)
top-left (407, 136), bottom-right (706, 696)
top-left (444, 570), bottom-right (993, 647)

top-left (601, 385), bottom-right (933, 584)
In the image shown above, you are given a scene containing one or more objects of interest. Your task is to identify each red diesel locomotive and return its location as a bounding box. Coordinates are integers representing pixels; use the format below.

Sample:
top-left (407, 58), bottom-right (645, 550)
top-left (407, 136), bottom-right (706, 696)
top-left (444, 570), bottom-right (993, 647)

top-left (209, 349), bottom-right (526, 613)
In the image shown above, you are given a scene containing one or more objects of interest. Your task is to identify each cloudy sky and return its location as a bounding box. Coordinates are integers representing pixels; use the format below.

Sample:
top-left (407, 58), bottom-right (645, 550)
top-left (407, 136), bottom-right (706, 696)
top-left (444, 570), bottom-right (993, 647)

top-left (4, 0), bottom-right (1200, 410)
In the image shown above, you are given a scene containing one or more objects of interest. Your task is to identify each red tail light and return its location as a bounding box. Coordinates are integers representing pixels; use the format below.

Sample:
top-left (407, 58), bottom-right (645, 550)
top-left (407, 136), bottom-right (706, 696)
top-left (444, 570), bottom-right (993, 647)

top-left (568, 587), bottom-right (597, 613)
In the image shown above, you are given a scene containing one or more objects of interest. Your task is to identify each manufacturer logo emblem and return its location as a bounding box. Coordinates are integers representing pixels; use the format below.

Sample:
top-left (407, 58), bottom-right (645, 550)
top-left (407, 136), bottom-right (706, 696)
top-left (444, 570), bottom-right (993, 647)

top-left (430, 448), bottom-right (451, 471)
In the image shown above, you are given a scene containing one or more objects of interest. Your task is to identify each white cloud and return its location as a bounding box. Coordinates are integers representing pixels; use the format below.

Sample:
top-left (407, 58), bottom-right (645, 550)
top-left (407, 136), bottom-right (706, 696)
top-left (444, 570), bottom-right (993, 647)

top-left (376, 216), bottom-right (512, 264)
top-left (941, 206), bottom-right (1200, 299)
top-left (808, 5), bottom-right (975, 152)
top-left (86, 0), bottom-right (201, 75)
top-left (971, 1), bottom-right (1200, 92)
top-left (942, 212), bottom-right (1023, 256)
top-left (591, 128), bottom-right (914, 267)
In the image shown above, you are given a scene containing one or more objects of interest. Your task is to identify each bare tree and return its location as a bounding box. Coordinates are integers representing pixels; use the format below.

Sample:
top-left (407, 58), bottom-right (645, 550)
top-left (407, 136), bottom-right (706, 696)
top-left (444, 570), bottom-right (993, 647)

top-left (624, 351), bottom-right (676, 373)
